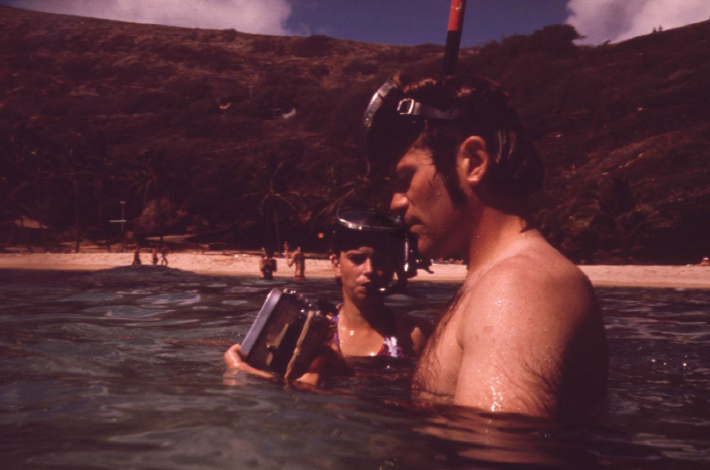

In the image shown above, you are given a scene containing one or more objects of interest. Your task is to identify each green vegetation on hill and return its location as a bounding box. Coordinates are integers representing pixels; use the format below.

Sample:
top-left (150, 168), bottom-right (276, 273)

top-left (1, 6), bottom-right (709, 263)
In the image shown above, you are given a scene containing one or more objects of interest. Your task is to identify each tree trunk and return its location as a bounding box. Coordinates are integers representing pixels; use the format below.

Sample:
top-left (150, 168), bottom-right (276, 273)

top-left (34, 173), bottom-right (42, 253)
top-left (74, 178), bottom-right (81, 253)
top-left (94, 179), bottom-right (110, 252)
top-left (158, 197), bottom-right (165, 246)
top-left (273, 210), bottom-right (280, 254)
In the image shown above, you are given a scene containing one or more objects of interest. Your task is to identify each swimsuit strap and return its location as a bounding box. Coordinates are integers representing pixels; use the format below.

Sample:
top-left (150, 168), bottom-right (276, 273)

top-left (331, 307), bottom-right (408, 359)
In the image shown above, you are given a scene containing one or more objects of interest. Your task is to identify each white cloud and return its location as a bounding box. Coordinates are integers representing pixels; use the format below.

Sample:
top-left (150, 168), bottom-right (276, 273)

top-left (6, 0), bottom-right (295, 35)
top-left (566, 0), bottom-right (710, 44)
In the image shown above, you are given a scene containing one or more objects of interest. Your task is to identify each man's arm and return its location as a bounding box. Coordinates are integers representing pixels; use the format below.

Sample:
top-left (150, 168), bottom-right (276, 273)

top-left (452, 258), bottom-right (593, 418)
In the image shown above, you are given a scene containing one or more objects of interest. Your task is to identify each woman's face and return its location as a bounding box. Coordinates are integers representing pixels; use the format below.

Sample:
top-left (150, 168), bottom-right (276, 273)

top-left (332, 245), bottom-right (396, 305)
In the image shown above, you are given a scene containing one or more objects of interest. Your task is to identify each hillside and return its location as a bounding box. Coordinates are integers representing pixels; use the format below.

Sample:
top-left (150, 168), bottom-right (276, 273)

top-left (1, 6), bottom-right (709, 264)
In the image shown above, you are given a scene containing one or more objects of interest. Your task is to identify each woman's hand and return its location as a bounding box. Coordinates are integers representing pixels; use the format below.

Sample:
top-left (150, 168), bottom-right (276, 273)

top-left (223, 344), bottom-right (276, 383)
top-left (222, 342), bottom-right (347, 387)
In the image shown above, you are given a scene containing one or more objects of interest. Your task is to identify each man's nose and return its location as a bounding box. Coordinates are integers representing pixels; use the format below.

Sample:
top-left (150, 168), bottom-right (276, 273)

top-left (390, 192), bottom-right (408, 214)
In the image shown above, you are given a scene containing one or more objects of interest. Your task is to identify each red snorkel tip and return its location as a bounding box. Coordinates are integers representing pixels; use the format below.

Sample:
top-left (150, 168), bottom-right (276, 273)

top-left (443, 0), bottom-right (467, 76)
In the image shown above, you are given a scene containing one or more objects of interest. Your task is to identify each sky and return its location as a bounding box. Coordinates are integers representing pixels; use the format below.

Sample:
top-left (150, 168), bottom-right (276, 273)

top-left (1, 0), bottom-right (709, 45)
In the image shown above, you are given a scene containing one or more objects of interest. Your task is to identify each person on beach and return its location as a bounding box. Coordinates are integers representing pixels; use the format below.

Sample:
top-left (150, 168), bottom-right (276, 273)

top-left (224, 215), bottom-right (432, 381)
top-left (259, 248), bottom-right (277, 280)
top-left (132, 246), bottom-right (142, 266)
top-left (151, 247), bottom-right (159, 266)
top-left (286, 246), bottom-right (306, 280)
top-left (360, 73), bottom-right (608, 421)
top-left (160, 245), bottom-right (170, 266)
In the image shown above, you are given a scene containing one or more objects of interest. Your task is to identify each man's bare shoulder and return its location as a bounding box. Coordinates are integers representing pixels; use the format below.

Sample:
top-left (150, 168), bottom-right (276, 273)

top-left (460, 240), bottom-right (596, 337)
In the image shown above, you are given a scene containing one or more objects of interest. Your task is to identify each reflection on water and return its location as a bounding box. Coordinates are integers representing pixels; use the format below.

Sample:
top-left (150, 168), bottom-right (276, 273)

top-left (1, 267), bottom-right (709, 469)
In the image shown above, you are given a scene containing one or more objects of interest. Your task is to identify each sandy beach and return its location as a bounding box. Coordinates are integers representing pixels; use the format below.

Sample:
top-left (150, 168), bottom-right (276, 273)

top-left (1, 252), bottom-right (710, 288)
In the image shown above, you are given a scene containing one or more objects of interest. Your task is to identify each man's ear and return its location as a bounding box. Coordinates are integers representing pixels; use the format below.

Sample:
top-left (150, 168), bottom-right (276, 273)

top-left (457, 136), bottom-right (490, 188)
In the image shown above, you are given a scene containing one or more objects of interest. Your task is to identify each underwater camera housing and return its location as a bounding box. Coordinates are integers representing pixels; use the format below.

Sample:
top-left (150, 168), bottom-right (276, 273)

top-left (238, 288), bottom-right (336, 379)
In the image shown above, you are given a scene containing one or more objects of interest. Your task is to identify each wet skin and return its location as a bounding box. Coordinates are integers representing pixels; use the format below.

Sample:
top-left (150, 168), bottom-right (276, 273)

top-left (390, 143), bottom-right (608, 420)
top-left (287, 249), bottom-right (306, 278)
top-left (332, 246), bottom-right (429, 357)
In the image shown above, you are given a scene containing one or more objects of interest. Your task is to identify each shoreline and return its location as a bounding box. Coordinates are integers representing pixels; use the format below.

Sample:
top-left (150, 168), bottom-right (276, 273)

top-left (1, 253), bottom-right (710, 289)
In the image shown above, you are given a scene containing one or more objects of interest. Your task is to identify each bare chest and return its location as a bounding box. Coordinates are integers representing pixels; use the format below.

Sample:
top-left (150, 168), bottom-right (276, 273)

top-left (412, 311), bottom-right (464, 403)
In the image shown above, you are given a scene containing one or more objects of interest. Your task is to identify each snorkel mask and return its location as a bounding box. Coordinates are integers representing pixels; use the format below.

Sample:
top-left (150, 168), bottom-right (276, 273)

top-left (362, 0), bottom-right (467, 160)
top-left (361, 78), bottom-right (463, 165)
top-left (334, 209), bottom-right (432, 295)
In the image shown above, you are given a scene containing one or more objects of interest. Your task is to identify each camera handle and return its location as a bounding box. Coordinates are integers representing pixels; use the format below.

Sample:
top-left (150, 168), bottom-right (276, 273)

top-left (284, 309), bottom-right (317, 381)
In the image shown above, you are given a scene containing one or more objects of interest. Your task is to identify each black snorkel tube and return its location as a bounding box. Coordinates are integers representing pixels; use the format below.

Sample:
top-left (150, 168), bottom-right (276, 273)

top-left (334, 209), bottom-right (431, 296)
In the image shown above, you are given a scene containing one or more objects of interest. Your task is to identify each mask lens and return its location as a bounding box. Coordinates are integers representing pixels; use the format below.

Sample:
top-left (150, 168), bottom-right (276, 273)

top-left (361, 79), bottom-right (400, 162)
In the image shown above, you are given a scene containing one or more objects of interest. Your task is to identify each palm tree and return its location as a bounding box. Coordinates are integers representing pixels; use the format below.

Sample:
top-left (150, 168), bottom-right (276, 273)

top-left (129, 149), bottom-right (177, 246)
top-left (240, 153), bottom-right (302, 251)
top-left (85, 134), bottom-right (112, 252)
top-left (307, 156), bottom-right (385, 233)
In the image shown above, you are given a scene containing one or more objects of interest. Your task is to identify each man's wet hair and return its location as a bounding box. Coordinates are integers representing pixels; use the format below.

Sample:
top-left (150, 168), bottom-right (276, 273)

top-left (367, 73), bottom-right (544, 206)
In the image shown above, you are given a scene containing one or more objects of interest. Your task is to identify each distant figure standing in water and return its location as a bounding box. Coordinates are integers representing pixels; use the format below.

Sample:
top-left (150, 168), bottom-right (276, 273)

top-left (151, 247), bottom-right (159, 266)
top-left (132, 246), bottom-right (142, 266)
top-left (259, 248), bottom-right (277, 280)
top-left (160, 245), bottom-right (170, 266)
top-left (286, 246), bottom-right (306, 280)
top-left (281, 241), bottom-right (290, 258)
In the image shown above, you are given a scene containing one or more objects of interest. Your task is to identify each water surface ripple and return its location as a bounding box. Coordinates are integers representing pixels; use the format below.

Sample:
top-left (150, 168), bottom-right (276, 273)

top-left (1, 268), bottom-right (709, 469)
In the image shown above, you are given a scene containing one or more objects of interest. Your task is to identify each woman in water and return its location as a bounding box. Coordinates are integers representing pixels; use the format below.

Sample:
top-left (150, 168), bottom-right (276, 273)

top-left (224, 210), bottom-right (432, 383)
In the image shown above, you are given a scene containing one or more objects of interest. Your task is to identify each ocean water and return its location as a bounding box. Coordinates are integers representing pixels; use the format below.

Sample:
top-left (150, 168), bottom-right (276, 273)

top-left (0, 267), bottom-right (708, 469)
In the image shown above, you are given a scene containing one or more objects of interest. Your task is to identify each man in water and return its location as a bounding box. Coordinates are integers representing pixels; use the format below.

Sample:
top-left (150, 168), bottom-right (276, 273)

top-left (259, 248), bottom-right (277, 280)
top-left (286, 246), bottom-right (306, 280)
top-left (132, 246), bottom-right (142, 266)
top-left (363, 73), bottom-right (608, 420)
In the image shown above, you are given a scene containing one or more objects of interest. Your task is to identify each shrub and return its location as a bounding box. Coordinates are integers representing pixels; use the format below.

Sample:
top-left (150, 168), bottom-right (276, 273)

top-left (251, 38), bottom-right (284, 55)
top-left (60, 57), bottom-right (96, 81)
top-left (293, 35), bottom-right (334, 58)
top-left (220, 29), bottom-right (238, 43)
top-left (342, 60), bottom-right (378, 76)
top-left (101, 33), bottom-right (136, 53)
top-left (309, 64), bottom-right (330, 79)
top-left (127, 91), bottom-right (176, 114)
top-left (111, 60), bottom-right (149, 82)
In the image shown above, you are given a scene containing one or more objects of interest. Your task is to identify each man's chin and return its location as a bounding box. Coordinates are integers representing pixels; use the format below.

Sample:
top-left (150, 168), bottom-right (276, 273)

top-left (417, 237), bottom-right (437, 259)
top-left (418, 237), bottom-right (454, 261)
